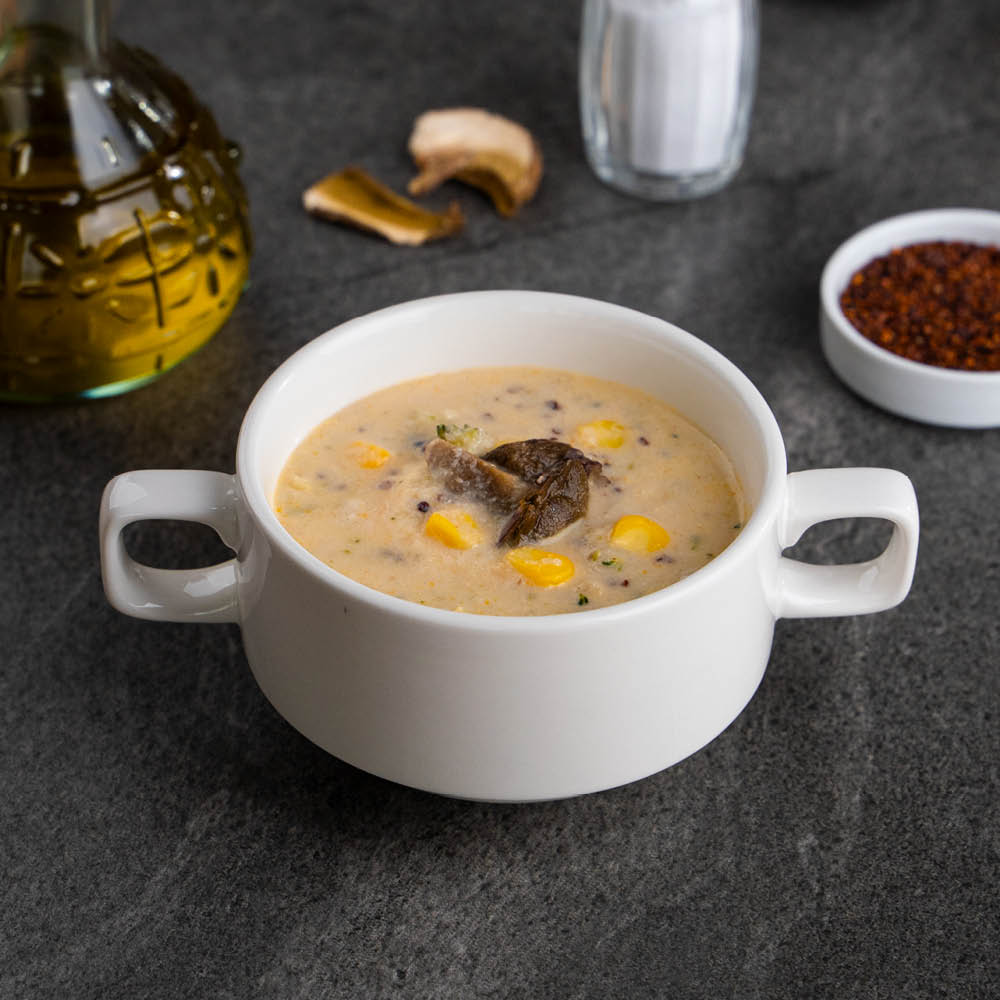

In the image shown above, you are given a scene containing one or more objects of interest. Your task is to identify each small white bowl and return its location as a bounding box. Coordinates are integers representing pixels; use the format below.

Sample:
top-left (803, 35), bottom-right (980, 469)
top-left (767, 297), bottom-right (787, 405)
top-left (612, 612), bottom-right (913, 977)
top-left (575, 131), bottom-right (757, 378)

top-left (820, 208), bottom-right (1000, 428)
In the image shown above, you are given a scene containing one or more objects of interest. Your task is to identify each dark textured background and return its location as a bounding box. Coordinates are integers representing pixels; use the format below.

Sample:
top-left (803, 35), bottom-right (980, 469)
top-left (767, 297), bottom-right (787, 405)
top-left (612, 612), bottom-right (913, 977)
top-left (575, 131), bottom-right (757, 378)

top-left (3, 1), bottom-right (999, 997)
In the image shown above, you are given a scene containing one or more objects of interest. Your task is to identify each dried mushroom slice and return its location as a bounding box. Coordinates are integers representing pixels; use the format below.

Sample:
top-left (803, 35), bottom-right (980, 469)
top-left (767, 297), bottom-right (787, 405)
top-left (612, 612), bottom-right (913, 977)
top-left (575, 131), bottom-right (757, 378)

top-left (303, 166), bottom-right (463, 246)
top-left (424, 438), bottom-right (526, 512)
top-left (407, 108), bottom-right (543, 217)
top-left (497, 458), bottom-right (592, 547)
top-left (428, 436), bottom-right (604, 546)
top-left (483, 439), bottom-right (601, 483)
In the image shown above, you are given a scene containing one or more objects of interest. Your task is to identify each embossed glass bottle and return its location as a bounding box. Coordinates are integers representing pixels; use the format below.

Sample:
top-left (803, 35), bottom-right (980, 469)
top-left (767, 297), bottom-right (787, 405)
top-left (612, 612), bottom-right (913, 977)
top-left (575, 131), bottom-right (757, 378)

top-left (0, 0), bottom-right (251, 400)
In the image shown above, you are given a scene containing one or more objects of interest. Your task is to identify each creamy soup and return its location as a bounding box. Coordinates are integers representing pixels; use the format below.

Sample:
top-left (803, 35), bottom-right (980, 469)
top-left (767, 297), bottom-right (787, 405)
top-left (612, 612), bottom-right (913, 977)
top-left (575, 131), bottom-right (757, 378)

top-left (273, 367), bottom-right (745, 615)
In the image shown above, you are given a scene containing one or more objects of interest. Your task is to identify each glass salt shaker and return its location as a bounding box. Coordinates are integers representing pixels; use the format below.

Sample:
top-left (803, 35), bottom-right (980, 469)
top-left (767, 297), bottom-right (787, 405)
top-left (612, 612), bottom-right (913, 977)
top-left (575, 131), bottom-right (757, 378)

top-left (579, 0), bottom-right (759, 201)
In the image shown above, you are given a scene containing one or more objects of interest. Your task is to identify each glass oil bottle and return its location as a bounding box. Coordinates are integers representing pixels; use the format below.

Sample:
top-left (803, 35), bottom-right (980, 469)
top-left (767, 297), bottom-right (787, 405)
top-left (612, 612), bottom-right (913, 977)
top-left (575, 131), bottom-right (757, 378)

top-left (0, 0), bottom-right (251, 401)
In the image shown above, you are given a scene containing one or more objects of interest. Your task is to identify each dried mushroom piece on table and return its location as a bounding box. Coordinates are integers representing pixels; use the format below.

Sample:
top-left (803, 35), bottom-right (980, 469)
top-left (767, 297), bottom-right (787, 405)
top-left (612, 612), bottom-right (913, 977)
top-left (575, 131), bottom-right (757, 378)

top-left (302, 166), bottom-right (464, 245)
top-left (407, 108), bottom-right (543, 217)
top-left (424, 436), bottom-right (603, 546)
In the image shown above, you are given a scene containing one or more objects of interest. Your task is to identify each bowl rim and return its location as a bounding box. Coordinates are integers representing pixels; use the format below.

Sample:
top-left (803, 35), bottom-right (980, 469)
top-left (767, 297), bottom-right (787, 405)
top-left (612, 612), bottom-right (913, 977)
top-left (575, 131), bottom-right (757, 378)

top-left (236, 290), bottom-right (788, 631)
top-left (820, 207), bottom-right (1000, 386)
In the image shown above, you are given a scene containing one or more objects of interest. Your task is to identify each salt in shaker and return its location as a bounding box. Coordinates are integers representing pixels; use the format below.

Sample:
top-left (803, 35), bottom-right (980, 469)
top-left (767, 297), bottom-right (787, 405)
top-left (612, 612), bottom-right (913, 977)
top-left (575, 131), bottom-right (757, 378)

top-left (579, 0), bottom-right (759, 201)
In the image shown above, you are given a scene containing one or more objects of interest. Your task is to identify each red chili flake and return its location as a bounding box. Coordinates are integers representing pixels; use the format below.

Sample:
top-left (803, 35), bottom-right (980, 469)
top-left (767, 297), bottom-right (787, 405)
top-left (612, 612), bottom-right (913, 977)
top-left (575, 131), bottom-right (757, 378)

top-left (840, 240), bottom-right (1000, 371)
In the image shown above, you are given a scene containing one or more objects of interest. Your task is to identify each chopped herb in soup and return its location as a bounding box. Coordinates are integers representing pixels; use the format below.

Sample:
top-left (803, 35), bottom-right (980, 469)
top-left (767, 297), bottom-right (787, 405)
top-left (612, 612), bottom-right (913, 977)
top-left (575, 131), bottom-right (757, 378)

top-left (273, 367), bottom-right (746, 615)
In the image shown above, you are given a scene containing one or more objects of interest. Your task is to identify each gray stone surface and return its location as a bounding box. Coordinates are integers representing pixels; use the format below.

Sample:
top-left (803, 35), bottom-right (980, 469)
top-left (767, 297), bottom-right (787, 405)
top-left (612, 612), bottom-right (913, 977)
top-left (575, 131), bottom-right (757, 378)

top-left (2, 1), bottom-right (999, 997)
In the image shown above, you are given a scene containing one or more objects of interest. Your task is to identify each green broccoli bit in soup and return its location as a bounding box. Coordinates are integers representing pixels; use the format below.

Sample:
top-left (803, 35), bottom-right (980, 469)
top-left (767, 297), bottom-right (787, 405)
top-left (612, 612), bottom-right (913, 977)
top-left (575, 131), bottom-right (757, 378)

top-left (435, 422), bottom-right (487, 450)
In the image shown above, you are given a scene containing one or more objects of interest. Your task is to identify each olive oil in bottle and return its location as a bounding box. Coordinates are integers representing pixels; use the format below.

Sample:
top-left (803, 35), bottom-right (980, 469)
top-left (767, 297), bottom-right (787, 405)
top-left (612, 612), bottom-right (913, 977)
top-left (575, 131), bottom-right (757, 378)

top-left (0, 0), bottom-right (251, 401)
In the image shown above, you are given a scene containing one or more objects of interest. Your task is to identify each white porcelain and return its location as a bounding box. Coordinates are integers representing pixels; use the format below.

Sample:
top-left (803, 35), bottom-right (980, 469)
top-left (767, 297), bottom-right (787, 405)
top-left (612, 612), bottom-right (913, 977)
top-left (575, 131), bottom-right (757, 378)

top-left (820, 207), bottom-right (1000, 428)
top-left (100, 292), bottom-right (919, 802)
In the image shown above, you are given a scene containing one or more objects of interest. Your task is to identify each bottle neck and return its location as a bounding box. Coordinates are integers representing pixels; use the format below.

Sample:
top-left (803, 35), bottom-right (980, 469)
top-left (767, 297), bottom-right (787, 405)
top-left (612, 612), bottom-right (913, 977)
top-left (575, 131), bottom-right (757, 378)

top-left (0, 0), bottom-right (110, 67)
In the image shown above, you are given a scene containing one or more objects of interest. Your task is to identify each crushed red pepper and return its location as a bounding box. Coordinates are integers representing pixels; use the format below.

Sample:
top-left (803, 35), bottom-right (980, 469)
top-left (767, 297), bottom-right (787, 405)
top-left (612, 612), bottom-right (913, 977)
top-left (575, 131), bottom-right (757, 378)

top-left (840, 240), bottom-right (1000, 371)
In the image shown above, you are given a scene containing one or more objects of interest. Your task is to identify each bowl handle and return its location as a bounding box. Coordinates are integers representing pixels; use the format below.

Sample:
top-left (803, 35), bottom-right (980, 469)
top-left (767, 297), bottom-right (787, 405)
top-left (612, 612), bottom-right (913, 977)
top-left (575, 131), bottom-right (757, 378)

top-left (99, 470), bottom-right (241, 623)
top-left (774, 468), bottom-right (919, 619)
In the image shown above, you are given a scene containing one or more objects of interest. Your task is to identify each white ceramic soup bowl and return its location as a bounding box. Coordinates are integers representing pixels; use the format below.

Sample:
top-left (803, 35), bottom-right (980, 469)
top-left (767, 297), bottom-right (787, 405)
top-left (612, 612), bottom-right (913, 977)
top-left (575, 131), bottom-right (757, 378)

top-left (100, 291), bottom-right (919, 802)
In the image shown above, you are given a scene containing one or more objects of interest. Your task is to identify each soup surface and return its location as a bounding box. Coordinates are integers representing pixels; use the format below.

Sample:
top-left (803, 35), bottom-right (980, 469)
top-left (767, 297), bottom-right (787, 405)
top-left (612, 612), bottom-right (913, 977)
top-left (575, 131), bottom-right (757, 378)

top-left (274, 367), bottom-right (745, 615)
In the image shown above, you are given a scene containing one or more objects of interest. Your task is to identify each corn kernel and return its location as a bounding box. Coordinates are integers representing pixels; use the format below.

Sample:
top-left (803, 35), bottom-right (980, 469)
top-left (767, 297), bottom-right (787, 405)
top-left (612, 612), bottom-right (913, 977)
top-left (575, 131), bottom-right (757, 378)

top-left (575, 419), bottom-right (626, 449)
top-left (610, 514), bottom-right (670, 553)
top-left (347, 441), bottom-right (391, 469)
top-left (425, 511), bottom-right (482, 549)
top-left (506, 547), bottom-right (575, 586)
